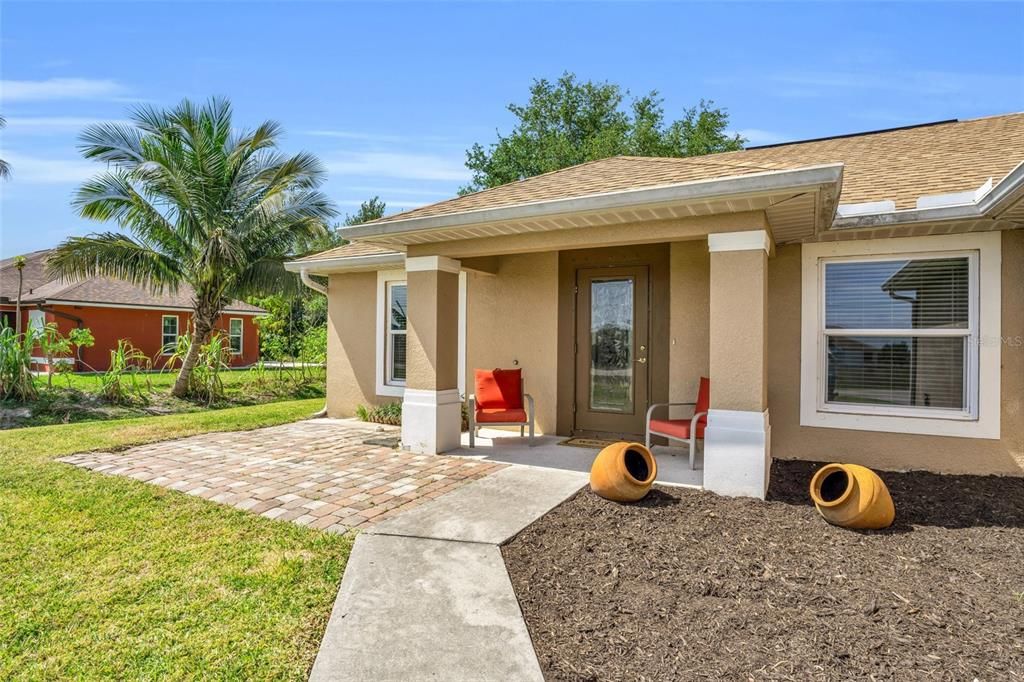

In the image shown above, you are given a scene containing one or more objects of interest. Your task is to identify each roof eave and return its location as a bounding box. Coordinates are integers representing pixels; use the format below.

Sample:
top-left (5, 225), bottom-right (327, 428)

top-left (284, 252), bottom-right (405, 275)
top-left (831, 160), bottom-right (1024, 231)
top-left (340, 163), bottom-right (845, 242)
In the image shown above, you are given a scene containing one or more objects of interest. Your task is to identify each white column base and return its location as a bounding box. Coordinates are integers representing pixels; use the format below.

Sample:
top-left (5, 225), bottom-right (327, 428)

top-left (401, 388), bottom-right (462, 455)
top-left (703, 409), bottom-right (771, 499)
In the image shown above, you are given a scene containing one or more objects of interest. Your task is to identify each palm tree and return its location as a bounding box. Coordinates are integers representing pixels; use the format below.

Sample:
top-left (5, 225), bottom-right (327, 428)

top-left (48, 97), bottom-right (335, 397)
top-left (0, 115), bottom-right (10, 179)
top-left (13, 256), bottom-right (25, 332)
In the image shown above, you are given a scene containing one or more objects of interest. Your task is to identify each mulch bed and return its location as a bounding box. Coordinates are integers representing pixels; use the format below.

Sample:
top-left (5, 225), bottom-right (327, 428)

top-left (502, 460), bottom-right (1024, 681)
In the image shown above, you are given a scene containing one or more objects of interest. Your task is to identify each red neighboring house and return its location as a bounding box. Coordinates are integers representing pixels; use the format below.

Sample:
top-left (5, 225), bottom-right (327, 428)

top-left (0, 250), bottom-right (264, 371)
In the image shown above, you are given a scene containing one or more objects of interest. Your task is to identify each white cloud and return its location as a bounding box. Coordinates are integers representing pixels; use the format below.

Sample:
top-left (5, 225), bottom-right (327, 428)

top-left (0, 77), bottom-right (125, 102)
top-left (771, 70), bottom-right (1024, 98)
top-left (336, 198), bottom-right (425, 209)
top-left (2, 116), bottom-right (132, 134)
top-left (305, 130), bottom-right (407, 143)
top-left (324, 151), bottom-right (469, 182)
top-left (732, 128), bottom-right (791, 146)
top-left (303, 129), bottom-right (455, 145)
top-left (338, 185), bottom-right (453, 198)
top-left (1, 152), bottom-right (97, 184)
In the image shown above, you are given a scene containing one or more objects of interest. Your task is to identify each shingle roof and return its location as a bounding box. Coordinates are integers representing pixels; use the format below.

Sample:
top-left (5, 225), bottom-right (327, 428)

top-left (364, 113), bottom-right (1024, 225)
top-left (0, 250), bottom-right (53, 300)
top-left (294, 242), bottom-right (400, 263)
top-left (0, 250), bottom-right (263, 313)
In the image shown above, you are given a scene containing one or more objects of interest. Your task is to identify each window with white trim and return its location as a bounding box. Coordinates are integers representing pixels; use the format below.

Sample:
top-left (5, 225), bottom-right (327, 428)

top-left (161, 315), bottom-right (179, 354)
top-left (819, 252), bottom-right (977, 420)
top-left (385, 282), bottom-right (407, 385)
top-left (228, 318), bottom-right (243, 355)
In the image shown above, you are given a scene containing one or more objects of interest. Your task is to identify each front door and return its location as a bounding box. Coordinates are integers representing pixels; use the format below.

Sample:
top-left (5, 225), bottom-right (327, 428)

top-left (574, 266), bottom-right (650, 436)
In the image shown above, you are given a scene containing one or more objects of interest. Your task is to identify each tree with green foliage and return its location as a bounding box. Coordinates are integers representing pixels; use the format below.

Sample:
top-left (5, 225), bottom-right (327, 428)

top-left (343, 196), bottom-right (386, 226)
top-left (48, 97), bottom-right (335, 397)
top-left (461, 72), bottom-right (745, 193)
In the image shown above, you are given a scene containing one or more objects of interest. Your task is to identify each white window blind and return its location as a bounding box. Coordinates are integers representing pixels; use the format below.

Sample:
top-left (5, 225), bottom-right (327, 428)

top-left (386, 282), bottom-right (407, 385)
top-left (821, 254), bottom-right (976, 417)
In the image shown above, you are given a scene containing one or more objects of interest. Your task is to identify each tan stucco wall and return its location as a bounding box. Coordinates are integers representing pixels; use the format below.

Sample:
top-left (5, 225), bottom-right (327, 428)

top-left (465, 251), bottom-right (560, 433)
top-left (709, 247), bottom-right (768, 412)
top-left (325, 271), bottom-right (396, 417)
top-left (406, 268), bottom-right (460, 391)
top-left (669, 241), bottom-right (709, 405)
top-left (766, 231), bottom-right (1024, 475)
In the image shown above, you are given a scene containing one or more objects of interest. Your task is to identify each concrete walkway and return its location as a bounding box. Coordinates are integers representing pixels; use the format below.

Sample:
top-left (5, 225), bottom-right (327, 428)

top-left (310, 465), bottom-right (587, 681)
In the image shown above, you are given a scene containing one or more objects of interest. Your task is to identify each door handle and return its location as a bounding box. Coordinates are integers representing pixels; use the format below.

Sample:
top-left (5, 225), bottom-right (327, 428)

top-left (635, 357), bottom-right (647, 364)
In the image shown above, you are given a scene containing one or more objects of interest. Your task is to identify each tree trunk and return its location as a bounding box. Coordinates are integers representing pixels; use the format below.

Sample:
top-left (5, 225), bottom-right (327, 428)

top-left (171, 316), bottom-right (213, 398)
top-left (15, 270), bottom-right (23, 334)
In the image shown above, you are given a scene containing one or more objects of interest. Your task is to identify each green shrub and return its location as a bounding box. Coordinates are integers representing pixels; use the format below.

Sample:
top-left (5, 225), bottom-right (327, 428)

top-left (299, 326), bottom-right (327, 365)
top-left (355, 402), bottom-right (401, 426)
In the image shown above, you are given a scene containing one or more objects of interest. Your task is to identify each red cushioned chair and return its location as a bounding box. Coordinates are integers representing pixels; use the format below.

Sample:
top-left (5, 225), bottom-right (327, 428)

top-left (644, 377), bottom-right (709, 469)
top-left (468, 368), bottom-right (535, 447)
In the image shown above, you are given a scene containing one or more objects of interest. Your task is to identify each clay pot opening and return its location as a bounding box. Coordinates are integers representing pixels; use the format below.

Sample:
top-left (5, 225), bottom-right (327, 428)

top-left (819, 469), bottom-right (850, 503)
top-left (624, 447), bottom-right (652, 483)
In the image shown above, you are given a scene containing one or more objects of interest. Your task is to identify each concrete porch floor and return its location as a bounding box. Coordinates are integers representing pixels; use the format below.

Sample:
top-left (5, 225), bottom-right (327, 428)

top-left (447, 428), bottom-right (704, 488)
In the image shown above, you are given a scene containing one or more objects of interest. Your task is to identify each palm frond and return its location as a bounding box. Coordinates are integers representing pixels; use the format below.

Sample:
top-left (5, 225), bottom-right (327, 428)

top-left (46, 233), bottom-right (185, 293)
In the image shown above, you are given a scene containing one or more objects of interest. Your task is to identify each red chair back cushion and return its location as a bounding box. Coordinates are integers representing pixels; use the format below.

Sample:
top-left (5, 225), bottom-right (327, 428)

top-left (474, 368), bottom-right (523, 410)
top-left (695, 376), bottom-right (710, 426)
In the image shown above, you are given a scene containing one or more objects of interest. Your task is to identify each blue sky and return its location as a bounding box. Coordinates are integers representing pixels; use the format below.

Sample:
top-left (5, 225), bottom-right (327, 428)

top-left (2, 1), bottom-right (1022, 258)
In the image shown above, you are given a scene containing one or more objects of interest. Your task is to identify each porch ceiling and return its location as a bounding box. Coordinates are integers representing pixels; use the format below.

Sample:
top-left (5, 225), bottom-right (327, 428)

top-left (343, 164), bottom-right (844, 249)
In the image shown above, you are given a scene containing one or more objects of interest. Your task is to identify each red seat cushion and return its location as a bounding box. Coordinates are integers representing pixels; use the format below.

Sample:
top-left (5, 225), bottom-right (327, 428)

top-left (649, 418), bottom-right (706, 440)
top-left (474, 368), bottom-right (523, 410)
top-left (476, 408), bottom-right (528, 424)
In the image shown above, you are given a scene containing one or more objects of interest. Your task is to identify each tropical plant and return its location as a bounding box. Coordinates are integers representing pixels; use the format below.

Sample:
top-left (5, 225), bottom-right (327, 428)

top-left (461, 72), bottom-right (744, 193)
top-left (355, 401), bottom-right (402, 426)
top-left (0, 323), bottom-right (38, 402)
top-left (164, 332), bottom-right (230, 405)
top-left (47, 97), bottom-right (335, 398)
top-left (37, 323), bottom-right (96, 388)
top-left (100, 340), bottom-right (152, 404)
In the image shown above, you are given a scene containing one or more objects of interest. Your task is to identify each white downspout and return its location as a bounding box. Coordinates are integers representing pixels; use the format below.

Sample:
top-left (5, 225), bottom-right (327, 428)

top-left (299, 268), bottom-right (329, 417)
top-left (300, 268), bottom-right (328, 296)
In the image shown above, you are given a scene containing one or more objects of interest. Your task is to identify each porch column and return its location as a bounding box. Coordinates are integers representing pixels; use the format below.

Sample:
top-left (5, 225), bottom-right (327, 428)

top-left (402, 255), bottom-right (462, 454)
top-left (704, 230), bottom-right (771, 499)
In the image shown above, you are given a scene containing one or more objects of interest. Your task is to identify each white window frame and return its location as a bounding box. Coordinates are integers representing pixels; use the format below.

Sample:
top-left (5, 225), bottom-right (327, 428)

top-left (27, 309), bottom-right (46, 333)
top-left (161, 315), bottom-right (179, 355)
top-left (385, 280), bottom-right (407, 387)
top-left (800, 232), bottom-right (1000, 439)
top-left (228, 318), bottom-right (243, 355)
top-left (375, 268), bottom-right (467, 398)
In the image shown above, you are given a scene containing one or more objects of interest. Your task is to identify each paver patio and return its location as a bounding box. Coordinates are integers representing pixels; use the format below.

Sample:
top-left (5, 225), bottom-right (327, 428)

top-left (58, 418), bottom-right (506, 533)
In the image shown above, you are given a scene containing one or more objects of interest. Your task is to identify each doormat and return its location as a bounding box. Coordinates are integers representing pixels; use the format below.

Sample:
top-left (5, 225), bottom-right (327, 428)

top-left (558, 437), bottom-right (620, 449)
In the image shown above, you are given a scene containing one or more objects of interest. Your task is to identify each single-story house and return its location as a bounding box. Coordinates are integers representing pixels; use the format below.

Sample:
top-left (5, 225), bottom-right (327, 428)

top-left (286, 113), bottom-right (1024, 498)
top-left (0, 249), bottom-right (263, 370)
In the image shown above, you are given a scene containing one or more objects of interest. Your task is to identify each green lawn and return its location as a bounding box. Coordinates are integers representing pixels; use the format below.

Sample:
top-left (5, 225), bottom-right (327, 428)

top-left (5, 367), bottom-right (326, 429)
top-left (0, 399), bottom-right (349, 680)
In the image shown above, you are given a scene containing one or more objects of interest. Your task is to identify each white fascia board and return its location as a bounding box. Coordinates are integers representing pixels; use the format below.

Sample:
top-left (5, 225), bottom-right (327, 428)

top-left (340, 164), bottom-right (845, 241)
top-left (284, 252), bottom-right (405, 275)
top-left (833, 161), bottom-right (1024, 230)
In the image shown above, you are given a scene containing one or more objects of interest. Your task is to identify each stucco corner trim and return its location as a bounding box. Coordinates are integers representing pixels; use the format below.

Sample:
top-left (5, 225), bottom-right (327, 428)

top-left (406, 255), bottom-right (461, 274)
top-left (708, 230), bottom-right (771, 254)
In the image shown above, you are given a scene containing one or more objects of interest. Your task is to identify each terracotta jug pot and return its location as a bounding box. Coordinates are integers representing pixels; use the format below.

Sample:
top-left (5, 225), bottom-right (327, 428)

top-left (590, 442), bottom-right (657, 502)
top-left (809, 463), bottom-right (895, 530)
